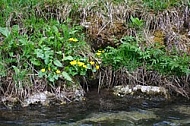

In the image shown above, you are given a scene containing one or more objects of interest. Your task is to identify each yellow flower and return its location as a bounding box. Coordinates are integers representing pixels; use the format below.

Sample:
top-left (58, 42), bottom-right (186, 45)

top-left (56, 70), bottom-right (61, 74)
top-left (41, 68), bottom-right (46, 72)
top-left (89, 61), bottom-right (95, 65)
top-left (70, 60), bottom-right (77, 65)
top-left (96, 52), bottom-right (101, 56)
top-left (68, 38), bottom-right (78, 42)
top-left (82, 64), bottom-right (87, 69)
top-left (77, 61), bottom-right (84, 66)
top-left (95, 65), bottom-right (100, 70)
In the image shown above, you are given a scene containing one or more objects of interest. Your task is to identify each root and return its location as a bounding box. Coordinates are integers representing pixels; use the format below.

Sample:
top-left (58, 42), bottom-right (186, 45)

top-left (99, 67), bottom-right (190, 99)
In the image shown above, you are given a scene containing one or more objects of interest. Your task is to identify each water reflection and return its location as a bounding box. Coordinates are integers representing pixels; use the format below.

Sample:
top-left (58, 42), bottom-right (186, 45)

top-left (0, 90), bottom-right (190, 126)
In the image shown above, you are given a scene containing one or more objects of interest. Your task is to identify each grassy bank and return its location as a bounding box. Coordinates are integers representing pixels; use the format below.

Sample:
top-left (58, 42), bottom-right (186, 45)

top-left (0, 0), bottom-right (190, 104)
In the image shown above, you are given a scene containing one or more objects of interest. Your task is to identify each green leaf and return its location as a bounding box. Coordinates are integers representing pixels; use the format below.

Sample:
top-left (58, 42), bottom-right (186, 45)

top-left (0, 27), bottom-right (10, 37)
top-left (49, 76), bottom-right (55, 82)
top-left (63, 56), bottom-right (74, 61)
top-left (44, 58), bottom-right (50, 65)
top-left (52, 25), bottom-right (59, 34)
top-left (35, 49), bottom-right (44, 59)
top-left (38, 71), bottom-right (44, 78)
top-left (56, 51), bottom-right (62, 55)
top-left (53, 59), bottom-right (63, 67)
top-left (30, 58), bottom-right (41, 66)
top-left (44, 46), bottom-right (51, 51)
top-left (62, 71), bottom-right (73, 82)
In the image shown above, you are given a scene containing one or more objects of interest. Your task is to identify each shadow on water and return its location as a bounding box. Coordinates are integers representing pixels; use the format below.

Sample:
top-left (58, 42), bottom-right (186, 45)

top-left (0, 89), bottom-right (190, 126)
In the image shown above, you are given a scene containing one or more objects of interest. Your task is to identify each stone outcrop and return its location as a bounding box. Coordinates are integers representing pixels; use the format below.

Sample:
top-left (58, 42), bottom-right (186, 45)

top-left (113, 85), bottom-right (169, 99)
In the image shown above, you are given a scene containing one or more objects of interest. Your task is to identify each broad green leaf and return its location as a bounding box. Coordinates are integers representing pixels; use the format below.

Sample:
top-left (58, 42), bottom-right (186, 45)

top-left (53, 59), bottom-right (63, 67)
top-left (44, 46), bottom-right (51, 51)
top-left (62, 71), bottom-right (73, 82)
top-left (44, 57), bottom-right (50, 65)
top-left (35, 49), bottom-right (44, 59)
top-left (63, 56), bottom-right (73, 61)
top-left (0, 27), bottom-right (10, 37)
top-left (56, 51), bottom-right (62, 55)
top-left (49, 76), bottom-right (55, 82)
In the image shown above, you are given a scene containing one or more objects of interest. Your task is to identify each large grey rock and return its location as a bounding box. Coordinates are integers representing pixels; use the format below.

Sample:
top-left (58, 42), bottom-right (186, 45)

top-left (113, 85), bottom-right (169, 99)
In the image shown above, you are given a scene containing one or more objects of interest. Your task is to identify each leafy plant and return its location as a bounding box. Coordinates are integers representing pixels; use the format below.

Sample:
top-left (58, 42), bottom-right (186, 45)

top-left (102, 36), bottom-right (142, 71)
top-left (101, 35), bottom-right (190, 76)
top-left (130, 16), bottom-right (144, 29)
top-left (27, 19), bottom-right (100, 84)
top-left (143, 0), bottom-right (180, 12)
top-left (0, 14), bottom-right (100, 86)
top-left (0, 27), bottom-right (10, 37)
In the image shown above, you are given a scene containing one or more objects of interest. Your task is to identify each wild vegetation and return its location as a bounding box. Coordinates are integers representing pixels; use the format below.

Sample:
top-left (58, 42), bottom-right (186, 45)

top-left (0, 0), bottom-right (190, 105)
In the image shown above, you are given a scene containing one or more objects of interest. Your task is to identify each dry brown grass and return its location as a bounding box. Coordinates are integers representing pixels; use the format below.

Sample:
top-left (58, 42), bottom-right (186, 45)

top-left (32, 1), bottom-right (190, 52)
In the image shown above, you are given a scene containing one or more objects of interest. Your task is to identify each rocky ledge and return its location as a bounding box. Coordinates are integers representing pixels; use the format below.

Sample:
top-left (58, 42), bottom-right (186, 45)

top-left (113, 85), bottom-right (170, 99)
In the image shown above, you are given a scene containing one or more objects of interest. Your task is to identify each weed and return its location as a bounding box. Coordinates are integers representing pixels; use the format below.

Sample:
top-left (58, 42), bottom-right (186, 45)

top-left (129, 16), bottom-right (144, 30)
top-left (102, 36), bottom-right (142, 71)
top-left (143, 0), bottom-right (180, 12)
top-left (102, 35), bottom-right (190, 76)
top-left (0, 15), bottom-right (99, 87)
top-left (29, 20), bottom-right (98, 83)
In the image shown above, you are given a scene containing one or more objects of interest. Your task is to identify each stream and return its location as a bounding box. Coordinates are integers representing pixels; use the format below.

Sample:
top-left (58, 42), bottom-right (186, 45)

top-left (0, 89), bottom-right (190, 126)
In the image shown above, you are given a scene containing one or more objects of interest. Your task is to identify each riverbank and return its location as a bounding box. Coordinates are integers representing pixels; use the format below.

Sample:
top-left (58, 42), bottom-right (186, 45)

top-left (0, 0), bottom-right (190, 106)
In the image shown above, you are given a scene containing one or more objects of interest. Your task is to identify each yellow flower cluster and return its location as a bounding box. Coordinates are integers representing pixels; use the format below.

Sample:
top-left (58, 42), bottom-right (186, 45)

top-left (70, 60), bottom-right (87, 68)
top-left (70, 59), bottom-right (100, 70)
top-left (70, 60), bottom-right (77, 65)
top-left (68, 38), bottom-right (78, 42)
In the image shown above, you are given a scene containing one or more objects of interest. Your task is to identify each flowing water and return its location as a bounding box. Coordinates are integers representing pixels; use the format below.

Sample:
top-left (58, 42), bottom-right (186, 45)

top-left (0, 89), bottom-right (190, 126)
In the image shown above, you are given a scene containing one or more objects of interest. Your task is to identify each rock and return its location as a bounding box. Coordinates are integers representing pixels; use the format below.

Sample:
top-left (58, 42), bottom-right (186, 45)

top-left (74, 89), bottom-right (85, 101)
top-left (21, 91), bottom-right (55, 107)
top-left (74, 110), bottom-right (157, 125)
top-left (113, 85), bottom-right (169, 99)
top-left (21, 87), bottom-right (85, 107)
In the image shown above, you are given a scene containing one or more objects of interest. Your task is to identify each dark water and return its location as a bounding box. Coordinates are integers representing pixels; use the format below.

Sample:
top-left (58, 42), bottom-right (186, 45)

top-left (0, 89), bottom-right (190, 126)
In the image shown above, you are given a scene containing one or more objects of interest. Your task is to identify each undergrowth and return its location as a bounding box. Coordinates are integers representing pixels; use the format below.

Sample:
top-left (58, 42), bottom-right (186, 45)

top-left (101, 36), bottom-right (190, 76)
top-left (0, 0), bottom-right (190, 101)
